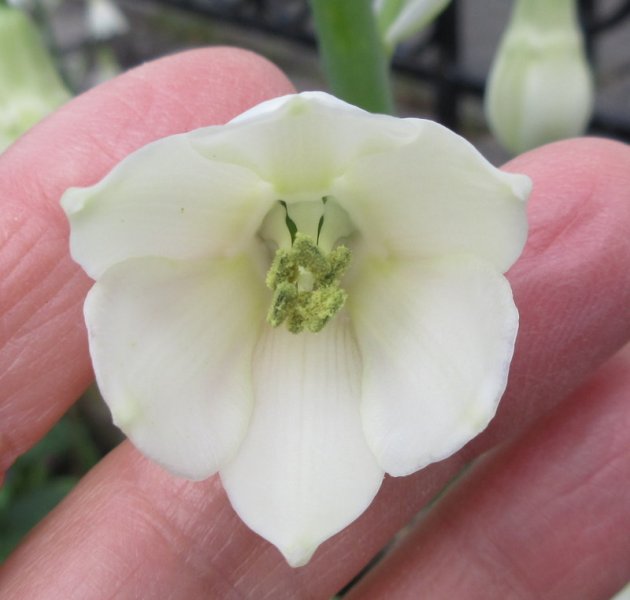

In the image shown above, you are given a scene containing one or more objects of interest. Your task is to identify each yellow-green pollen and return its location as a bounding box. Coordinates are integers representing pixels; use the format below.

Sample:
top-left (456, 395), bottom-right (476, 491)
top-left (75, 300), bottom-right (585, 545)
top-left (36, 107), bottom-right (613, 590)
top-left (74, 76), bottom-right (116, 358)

top-left (266, 232), bottom-right (351, 334)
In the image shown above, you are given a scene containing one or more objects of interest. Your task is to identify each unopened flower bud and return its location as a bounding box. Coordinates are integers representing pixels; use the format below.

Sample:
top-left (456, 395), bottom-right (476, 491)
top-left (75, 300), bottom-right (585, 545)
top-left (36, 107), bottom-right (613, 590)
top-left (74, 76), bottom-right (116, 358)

top-left (485, 0), bottom-right (594, 155)
top-left (0, 4), bottom-right (70, 151)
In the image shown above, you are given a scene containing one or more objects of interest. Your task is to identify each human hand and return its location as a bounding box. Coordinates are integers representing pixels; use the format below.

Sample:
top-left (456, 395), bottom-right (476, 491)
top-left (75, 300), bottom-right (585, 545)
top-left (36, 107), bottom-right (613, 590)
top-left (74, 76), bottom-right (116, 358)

top-left (0, 48), bottom-right (628, 599)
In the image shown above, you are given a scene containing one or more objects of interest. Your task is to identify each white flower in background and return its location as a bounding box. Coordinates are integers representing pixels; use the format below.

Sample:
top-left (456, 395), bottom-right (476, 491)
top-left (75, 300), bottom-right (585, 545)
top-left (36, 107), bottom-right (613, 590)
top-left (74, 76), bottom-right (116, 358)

top-left (374, 0), bottom-right (452, 53)
top-left (62, 92), bottom-right (530, 566)
top-left (485, 0), bottom-right (594, 155)
top-left (0, 3), bottom-right (70, 152)
top-left (86, 0), bottom-right (128, 40)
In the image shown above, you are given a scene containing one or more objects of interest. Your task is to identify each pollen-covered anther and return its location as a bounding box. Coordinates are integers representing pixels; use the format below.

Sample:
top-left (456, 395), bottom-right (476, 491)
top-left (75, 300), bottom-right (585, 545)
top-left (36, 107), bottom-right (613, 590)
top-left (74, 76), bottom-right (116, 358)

top-left (266, 232), bottom-right (351, 333)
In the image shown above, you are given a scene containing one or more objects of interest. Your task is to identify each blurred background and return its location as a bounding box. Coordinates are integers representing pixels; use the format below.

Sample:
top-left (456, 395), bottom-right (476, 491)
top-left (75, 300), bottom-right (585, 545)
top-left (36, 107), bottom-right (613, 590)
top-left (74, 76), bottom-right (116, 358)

top-left (4, 0), bottom-right (630, 160)
top-left (1, 0), bottom-right (629, 583)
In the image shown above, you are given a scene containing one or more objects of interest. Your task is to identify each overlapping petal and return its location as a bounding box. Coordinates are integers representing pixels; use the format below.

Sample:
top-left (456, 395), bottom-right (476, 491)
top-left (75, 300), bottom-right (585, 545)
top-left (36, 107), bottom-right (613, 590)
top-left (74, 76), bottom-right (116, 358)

top-left (220, 317), bottom-right (384, 567)
top-left (62, 134), bottom-right (275, 279)
top-left (190, 92), bottom-right (421, 199)
top-left (84, 256), bottom-right (265, 479)
top-left (349, 255), bottom-right (518, 476)
top-left (332, 119), bottom-right (530, 272)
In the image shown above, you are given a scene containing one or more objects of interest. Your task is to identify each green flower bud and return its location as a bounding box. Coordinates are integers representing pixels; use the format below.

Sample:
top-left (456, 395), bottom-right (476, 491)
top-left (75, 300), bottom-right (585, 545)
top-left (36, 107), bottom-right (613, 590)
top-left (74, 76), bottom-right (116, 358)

top-left (485, 0), bottom-right (594, 155)
top-left (0, 4), bottom-right (70, 151)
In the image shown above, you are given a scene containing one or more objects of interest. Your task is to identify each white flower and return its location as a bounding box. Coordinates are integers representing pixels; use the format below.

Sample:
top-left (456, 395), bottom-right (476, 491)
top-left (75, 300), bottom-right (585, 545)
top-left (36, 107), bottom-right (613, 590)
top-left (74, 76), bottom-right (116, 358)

top-left (374, 0), bottom-right (452, 52)
top-left (86, 0), bottom-right (128, 40)
top-left (485, 0), bottom-right (594, 155)
top-left (62, 92), bottom-right (530, 566)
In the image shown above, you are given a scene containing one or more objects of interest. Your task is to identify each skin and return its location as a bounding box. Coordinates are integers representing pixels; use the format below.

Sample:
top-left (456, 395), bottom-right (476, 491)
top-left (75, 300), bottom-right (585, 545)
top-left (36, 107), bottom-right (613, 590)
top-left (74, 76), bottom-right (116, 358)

top-left (0, 48), bottom-right (628, 599)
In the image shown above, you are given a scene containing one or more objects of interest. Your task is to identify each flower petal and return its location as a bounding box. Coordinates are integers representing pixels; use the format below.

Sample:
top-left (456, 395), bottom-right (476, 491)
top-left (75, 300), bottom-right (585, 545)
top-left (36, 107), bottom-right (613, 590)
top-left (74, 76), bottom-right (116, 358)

top-left (350, 255), bottom-right (518, 476)
top-left (332, 119), bottom-right (530, 272)
top-left (220, 316), bottom-right (384, 567)
top-left (376, 0), bottom-right (452, 51)
top-left (84, 256), bottom-right (265, 480)
top-left (190, 92), bottom-right (422, 199)
top-left (62, 134), bottom-right (274, 279)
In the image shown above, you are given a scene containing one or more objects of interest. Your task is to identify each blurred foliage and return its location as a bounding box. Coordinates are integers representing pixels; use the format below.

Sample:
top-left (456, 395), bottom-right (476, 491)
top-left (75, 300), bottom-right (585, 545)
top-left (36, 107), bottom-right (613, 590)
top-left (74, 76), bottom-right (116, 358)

top-left (0, 412), bottom-right (100, 560)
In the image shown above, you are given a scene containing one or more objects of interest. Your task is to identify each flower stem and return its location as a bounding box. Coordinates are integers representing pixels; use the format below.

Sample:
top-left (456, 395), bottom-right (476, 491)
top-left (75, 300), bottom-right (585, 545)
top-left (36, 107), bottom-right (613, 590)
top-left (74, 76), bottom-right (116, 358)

top-left (309, 0), bottom-right (394, 114)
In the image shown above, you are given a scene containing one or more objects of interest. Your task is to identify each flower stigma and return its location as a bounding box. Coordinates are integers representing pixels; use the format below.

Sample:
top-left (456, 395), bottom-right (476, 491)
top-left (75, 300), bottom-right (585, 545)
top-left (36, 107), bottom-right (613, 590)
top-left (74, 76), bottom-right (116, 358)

top-left (264, 199), bottom-right (352, 334)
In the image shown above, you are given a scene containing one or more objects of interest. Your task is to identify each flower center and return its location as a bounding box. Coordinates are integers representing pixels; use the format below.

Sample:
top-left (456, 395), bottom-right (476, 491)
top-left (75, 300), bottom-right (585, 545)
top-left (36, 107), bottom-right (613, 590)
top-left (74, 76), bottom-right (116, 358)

top-left (260, 198), bottom-right (354, 334)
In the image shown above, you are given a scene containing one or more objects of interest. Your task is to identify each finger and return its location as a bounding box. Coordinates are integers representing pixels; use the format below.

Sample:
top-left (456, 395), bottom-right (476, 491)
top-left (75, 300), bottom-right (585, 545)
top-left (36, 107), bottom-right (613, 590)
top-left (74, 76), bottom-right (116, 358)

top-left (483, 138), bottom-right (630, 445)
top-left (0, 47), bottom-right (294, 472)
top-left (1, 138), bottom-right (629, 599)
top-left (346, 343), bottom-right (630, 600)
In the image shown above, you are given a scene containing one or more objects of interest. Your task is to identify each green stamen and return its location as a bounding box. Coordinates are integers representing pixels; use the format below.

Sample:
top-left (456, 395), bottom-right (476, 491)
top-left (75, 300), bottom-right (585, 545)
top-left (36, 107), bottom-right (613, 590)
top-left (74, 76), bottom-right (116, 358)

top-left (266, 232), bottom-right (351, 334)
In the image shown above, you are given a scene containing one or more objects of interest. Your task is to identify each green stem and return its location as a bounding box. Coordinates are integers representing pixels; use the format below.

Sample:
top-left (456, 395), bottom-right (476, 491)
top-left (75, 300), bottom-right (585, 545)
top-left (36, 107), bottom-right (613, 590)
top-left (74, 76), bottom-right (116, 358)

top-left (309, 0), bottom-right (394, 114)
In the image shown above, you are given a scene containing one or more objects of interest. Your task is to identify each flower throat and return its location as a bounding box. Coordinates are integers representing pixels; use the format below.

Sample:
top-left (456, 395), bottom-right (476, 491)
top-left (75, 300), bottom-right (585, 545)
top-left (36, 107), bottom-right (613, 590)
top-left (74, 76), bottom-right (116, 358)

top-left (265, 200), bottom-right (351, 334)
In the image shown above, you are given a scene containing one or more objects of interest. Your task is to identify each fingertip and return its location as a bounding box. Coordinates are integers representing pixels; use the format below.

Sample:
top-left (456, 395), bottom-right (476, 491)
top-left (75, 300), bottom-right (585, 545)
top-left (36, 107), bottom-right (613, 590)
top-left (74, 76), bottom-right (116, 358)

top-left (503, 137), bottom-right (630, 266)
top-left (503, 136), bottom-right (630, 172)
top-left (494, 137), bottom-right (630, 443)
top-left (110, 46), bottom-right (296, 131)
top-left (503, 137), bottom-right (630, 224)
